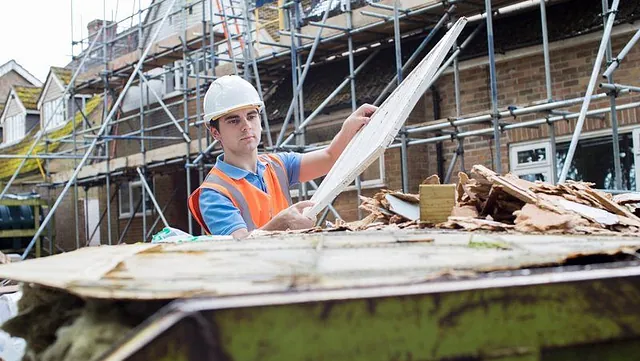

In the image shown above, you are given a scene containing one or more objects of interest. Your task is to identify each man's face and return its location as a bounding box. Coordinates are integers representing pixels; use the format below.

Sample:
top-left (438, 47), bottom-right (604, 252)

top-left (210, 107), bottom-right (262, 153)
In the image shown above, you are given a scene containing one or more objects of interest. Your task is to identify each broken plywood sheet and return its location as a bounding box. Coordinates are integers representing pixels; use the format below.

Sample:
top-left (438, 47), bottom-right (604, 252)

top-left (385, 194), bottom-right (420, 221)
top-left (1, 231), bottom-right (640, 300)
top-left (513, 203), bottom-right (590, 233)
top-left (613, 192), bottom-right (640, 205)
top-left (0, 231), bottom-right (640, 300)
top-left (305, 18), bottom-right (468, 218)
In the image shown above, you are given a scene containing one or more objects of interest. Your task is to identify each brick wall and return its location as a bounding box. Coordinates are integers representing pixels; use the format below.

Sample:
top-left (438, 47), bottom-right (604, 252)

top-left (97, 169), bottom-right (192, 244)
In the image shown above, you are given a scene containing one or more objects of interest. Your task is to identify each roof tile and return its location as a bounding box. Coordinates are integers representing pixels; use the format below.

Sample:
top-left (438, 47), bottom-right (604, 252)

top-left (13, 85), bottom-right (42, 110)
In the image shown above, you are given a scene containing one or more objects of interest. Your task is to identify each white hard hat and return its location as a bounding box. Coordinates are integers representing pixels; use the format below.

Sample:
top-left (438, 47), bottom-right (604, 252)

top-left (203, 75), bottom-right (264, 123)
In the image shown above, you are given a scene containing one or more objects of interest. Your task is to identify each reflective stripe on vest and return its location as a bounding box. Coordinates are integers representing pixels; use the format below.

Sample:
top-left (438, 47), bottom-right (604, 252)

top-left (261, 155), bottom-right (293, 205)
top-left (203, 172), bottom-right (258, 231)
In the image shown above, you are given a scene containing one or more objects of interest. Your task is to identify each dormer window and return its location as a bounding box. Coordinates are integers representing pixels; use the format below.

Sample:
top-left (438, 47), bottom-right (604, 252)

top-left (2, 114), bottom-right (25, 144)
top-left (42, 98), bottom-right (66, 131)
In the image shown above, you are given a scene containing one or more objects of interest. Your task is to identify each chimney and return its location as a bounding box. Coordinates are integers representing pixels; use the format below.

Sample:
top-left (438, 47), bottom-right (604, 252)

top-left (87, 19), bottom-right (117, 45)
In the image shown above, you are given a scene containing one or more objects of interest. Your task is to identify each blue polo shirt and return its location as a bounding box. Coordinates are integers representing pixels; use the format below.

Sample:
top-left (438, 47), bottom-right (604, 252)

top-left (199, 152), bottom-right (302, 235)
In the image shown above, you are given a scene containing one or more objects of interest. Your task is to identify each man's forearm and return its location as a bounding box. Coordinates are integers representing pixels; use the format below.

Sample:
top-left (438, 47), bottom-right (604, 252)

top-left (325, 127), bottom-right (356, 162)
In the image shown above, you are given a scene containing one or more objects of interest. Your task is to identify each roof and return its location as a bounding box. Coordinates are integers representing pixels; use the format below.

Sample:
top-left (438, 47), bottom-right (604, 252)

top-left (0, 95), bottom-right (103, 180)
top-left (0, 230), bottom-right (638, 300)
top-left (264, 0), bottom-right (640, 122)
top-left (13, 85), bottom-right (41, 111)
top-left (0, 59), bottom-right (42, 86)
top-left (51, 66), bottom-right (72, 86)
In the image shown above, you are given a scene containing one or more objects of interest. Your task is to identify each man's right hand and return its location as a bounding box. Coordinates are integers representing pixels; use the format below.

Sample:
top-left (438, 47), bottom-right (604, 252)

top-left (263, 200), bottom-right (316, 231)
top-left (230, 201), bottom-right (316, 239)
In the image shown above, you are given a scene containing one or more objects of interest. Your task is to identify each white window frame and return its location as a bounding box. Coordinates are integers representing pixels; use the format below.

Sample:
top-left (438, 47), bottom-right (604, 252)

top-left (511, 126), bottom-right (640, 188)
top-left (2, 114), bottom-right (26, 145)
top-left (42, 97), bottom-right (67, 132)
top-left (509, 140), bottom-right (554, 183)
top-left (118, 180), bottom-right (155, 219)
top-left (633, 128), bottom-right (640, 192)
top-left (163, 61), bottom-right (184, 97)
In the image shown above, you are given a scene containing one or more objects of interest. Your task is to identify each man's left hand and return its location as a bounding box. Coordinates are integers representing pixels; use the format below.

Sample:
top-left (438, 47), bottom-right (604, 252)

top-left (342, 103), bottom-right (377, 136)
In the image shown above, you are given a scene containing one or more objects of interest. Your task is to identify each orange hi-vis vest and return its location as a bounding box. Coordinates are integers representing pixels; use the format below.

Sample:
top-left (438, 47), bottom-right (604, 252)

top-left (188, 154), bottom-right (293, 234)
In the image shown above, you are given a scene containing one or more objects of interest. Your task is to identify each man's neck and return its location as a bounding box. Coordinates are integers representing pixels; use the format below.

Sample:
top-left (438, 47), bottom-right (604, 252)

top-left (223, 149), bottom-right (259, 173)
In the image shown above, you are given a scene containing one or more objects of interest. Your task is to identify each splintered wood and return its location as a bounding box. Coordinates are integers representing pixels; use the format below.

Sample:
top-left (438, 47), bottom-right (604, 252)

top-left (304, 18), bottom-right (468, 218)
top-left (348, 165), bottom-right (640, 235)
top-left (438, 165), bottom-right (640, 235)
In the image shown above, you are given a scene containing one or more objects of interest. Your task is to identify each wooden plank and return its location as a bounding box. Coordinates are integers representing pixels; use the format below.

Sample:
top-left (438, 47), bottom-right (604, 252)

top-left (472, 165), bottom-right (538, 203)
top-left (420, 184), bottom-right (455, 223)
top-left (0, 231), bottom-right (640, 300)
top-left (306, 18), bottom-right (468, 218)
top-left (0, 229), bottom-right (37, 238)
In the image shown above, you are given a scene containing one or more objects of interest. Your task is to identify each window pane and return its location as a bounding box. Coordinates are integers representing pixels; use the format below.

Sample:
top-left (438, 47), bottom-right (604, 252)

top-left (131, 184), bottom-right (142, 212)
top-left (120, 183), bottom-right (131, 214)
top-left (517, 148), bottom-right (546, 165)
top-left (556, 134), bottom-right (635, 190)
top-left (519, 173), bottom-right (546, 182)
top-left (131, 182), bottom-right (154, 214)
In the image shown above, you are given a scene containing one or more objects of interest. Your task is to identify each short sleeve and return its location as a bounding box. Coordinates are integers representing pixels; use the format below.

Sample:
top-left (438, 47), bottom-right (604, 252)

top-left (199, 188), bottom-right (247, 235)
top-left (274, 151), bottom-right (303, 186)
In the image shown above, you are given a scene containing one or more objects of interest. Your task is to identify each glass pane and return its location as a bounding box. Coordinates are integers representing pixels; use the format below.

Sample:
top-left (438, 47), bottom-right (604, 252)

top-left (131, 184), bottom-right (142, 212)
top-left (120, 184), bottom-right (131, 214)
top-left (519, 173), bottom-right (546, 182)
top-left (131, 182), bottom-right (154, 213)
top-left (517, 148), bottom-right (546, 164)
top-left (556, 134), bottom-right (636, 190)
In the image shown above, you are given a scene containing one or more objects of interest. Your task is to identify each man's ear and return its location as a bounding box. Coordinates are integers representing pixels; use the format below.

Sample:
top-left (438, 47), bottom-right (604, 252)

top-left (211, 127), bottom-right (222, 141)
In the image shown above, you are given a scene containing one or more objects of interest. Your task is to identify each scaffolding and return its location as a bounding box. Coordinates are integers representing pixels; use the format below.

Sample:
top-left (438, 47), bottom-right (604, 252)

top-left (1, 0), bottom-right (639, 258)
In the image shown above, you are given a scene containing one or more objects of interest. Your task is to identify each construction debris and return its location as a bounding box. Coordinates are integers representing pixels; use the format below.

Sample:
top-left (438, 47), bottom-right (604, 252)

top-left (350, 165), bottom-right (640, 235)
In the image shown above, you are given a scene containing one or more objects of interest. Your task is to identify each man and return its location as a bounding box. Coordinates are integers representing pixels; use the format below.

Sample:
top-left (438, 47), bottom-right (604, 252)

top-left (188, 75), bottom-right (377, 238)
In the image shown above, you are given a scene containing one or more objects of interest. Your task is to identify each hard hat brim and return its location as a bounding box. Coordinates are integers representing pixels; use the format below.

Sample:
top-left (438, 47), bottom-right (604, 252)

top-left (203, 102), bottom-right (264, 123)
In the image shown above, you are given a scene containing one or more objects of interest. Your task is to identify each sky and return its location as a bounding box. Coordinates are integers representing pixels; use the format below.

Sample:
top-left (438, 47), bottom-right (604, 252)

top-left (0, 0), bottom-right (151, 83)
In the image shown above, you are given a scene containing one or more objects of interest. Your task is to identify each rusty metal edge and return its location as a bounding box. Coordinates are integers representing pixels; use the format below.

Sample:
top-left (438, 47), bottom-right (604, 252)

top-left (101, 264), bottom-right (640, 360)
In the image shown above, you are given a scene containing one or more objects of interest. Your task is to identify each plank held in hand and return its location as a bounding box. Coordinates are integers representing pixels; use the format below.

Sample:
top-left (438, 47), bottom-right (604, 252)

top-left (304, 18), bottom-right (469, 218)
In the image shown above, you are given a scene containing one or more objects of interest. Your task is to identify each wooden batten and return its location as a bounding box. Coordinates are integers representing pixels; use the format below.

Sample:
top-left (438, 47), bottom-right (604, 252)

top-left (419, 184), bottom-right (456, 224)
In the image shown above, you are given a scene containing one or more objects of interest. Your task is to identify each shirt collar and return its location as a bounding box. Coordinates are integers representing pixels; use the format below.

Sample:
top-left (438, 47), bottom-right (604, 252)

top-left (215, 154), bottom-right (267, 180)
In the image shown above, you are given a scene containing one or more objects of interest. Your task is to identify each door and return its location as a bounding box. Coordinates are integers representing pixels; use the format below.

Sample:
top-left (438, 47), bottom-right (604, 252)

top-left (85, 199), bottom-right (101, 246)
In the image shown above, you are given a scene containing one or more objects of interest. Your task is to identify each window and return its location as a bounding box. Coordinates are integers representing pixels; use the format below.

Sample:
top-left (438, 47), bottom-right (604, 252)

top-left (509, 131), bottom-right (638, 191)
top-left (189, 56), bottom-right (206, 75)
top-left (163, 61), bottom-right (184, 95)
top-left (556, 134), bottom-right (635, 191)
top-left (42, 98), bottom-right (66, 131)
top-left (2, 114), bottom-right (25, 144)
top-left (509, 141), bottom-right (553, 183)
top-left (119, 180), bottom-right (155, 218)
